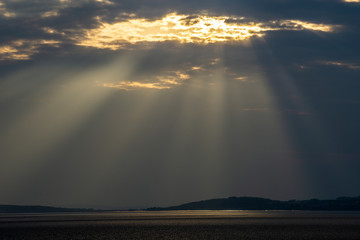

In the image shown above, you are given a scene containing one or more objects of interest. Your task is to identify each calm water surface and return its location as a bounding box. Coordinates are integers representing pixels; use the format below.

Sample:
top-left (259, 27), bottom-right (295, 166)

top-left (1, 211), bottom-right (360, 239)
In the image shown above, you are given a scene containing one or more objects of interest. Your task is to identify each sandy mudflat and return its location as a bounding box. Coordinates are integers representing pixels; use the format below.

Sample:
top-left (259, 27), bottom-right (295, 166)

top-left (1, 211), bottom-right (360, 239)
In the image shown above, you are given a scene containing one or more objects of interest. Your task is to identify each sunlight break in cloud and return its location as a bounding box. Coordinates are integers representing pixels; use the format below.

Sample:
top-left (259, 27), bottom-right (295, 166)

top-left (0, 12), bottom-right (339, 62)
top-left (343, 0), bottom-right (360, 3)
top-left (75, 13), bottom-right (337, 50)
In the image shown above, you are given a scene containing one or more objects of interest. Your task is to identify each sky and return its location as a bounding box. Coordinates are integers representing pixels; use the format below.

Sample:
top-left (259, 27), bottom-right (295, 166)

top-left (0, 0), bottom-right (359, 209)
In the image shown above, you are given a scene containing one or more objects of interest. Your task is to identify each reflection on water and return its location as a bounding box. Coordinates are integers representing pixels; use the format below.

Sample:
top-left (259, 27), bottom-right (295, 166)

top-left (1, 211), bottom-right (360, 240)
top-left (1, 210), bottom-right (360, 225)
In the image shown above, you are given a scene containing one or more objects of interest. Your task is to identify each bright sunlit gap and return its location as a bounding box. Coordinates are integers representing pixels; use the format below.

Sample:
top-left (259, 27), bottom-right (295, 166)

top-left (0, 12), bottom-right (339, 62)
top-left (74, 13), bottom-right (337, 49)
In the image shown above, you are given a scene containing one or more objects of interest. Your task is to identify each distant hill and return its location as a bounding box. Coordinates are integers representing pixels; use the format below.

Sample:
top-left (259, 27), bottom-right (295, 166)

top-left (3, 196), bottom-right (360, 213)
top-left (147, 196), bottom-right (360, 211)
top-left (0, 205), bottom-right (95, 213)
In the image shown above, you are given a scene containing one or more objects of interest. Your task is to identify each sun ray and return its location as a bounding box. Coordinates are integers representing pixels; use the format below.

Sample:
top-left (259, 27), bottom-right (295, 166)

top-left (0, 54), bottom-right (146, 199)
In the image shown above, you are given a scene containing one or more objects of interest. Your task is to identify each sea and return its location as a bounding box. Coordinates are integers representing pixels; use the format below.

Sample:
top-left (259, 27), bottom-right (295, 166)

top-left (1, 210), bottom-right (360, 239)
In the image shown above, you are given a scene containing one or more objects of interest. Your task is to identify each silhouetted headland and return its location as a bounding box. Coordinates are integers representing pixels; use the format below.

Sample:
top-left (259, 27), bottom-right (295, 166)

top-left (147, 196), bottom-right (360, 211)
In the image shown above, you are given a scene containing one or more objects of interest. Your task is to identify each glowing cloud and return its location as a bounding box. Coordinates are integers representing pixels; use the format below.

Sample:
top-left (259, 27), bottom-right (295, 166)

top-left (234, 76), bottom-right (248, 82)
top-left (0, 12), bottom-right (339, 61)
top-left (0, 1), bottom-right (15, 18)
top-left (279, 20), bottom-right (336, 32)
top-left (102, 71), bottom-right (190, 90)
top-left (103, 82), bottom-right (172, 90)
top-left (94, 0), bottom-right (113, 4)
top-left (343, 0), bottom-right (360, 2)
top-left (41, 10), bottom-right (60, 18)
top-left (0, 45), bottom-right (30, 60)
top-left (75, 13), bottom-right (337, 50)
top-left (319, 61), bottom-right (360, 70)
top-left (0, 40), bottom-right (60, 61)
top-left (74, 13), bottom-right (265, 49)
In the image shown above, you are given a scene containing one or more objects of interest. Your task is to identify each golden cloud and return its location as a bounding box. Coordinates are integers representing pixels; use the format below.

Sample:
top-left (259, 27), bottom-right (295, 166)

top-left (74, 13), bottom-right (338, 50)
top-left (41, 10), bottom-right (60, 18)
top-left (103, 82), bottom-right (172, 90)
top-left (1, 12), bottom-right (339, 61)
top-left (100, 61), bottom-right (253, 91)
top-left (0, 40), bottom-right (61, 61)
top-left (101, 70), bottom-right (191, 90)
top-left (279, 20), bottom-right (336, 32)
top-left (94, 0), bottom-right (113, 4)
top-left (191, 66), bottom-right (203, 71)
top-left (234, 76), bottom-right (248, 82)
top-left (0, 1), bottom-right (16, 18)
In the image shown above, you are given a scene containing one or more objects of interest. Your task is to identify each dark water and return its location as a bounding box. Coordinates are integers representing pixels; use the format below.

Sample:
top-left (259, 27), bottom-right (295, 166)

top-left (1, 210), bottom-right (360, 239)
